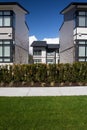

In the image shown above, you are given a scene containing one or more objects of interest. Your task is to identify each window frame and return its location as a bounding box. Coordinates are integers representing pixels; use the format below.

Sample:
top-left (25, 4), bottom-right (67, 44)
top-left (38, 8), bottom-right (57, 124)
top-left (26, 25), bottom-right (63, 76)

top-left (47, 49), bottom-right (55, 56)
top-left (0, 40), bottom-right (13, 63)
top-left (78, 41), bottom-right (87, 62)
top-left (0, 10), bottom-right (14, 27)
top-left (34, 59), bottom-right (42, 63)
top-left (74, 11), bottom-right (87, 27)
top-left (33, 50), bottom-right (42, 56)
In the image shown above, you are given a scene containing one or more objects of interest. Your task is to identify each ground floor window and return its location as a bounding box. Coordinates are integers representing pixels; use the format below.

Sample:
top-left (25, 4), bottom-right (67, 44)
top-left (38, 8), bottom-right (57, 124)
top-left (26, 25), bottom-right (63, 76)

top-left (0, 40), bottom-right (13, 63)
top-left (47, 59), bottom-right (54, 64)
top-left (78, 41), bottom-right (87, 61)
top-left (34, 59), bottom-right (42, 63)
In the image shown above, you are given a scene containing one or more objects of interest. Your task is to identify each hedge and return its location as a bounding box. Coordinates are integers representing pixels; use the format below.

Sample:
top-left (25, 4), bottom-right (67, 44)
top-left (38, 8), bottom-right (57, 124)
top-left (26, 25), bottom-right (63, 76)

top-left (0, 62), bottom-right (87, 84)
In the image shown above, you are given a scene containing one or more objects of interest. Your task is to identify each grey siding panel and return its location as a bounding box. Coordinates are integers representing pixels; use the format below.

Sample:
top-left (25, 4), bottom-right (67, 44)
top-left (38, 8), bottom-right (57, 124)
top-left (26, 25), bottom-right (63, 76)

top-left (60, 47), bottom-right (75, 63)
top-left (60, 7), bottom-right (75, 63)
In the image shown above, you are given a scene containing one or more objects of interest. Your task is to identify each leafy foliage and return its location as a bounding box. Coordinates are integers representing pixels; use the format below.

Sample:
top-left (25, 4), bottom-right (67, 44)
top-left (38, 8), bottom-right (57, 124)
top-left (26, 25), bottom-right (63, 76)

top-left (0, 62), bottom-right (87, 84)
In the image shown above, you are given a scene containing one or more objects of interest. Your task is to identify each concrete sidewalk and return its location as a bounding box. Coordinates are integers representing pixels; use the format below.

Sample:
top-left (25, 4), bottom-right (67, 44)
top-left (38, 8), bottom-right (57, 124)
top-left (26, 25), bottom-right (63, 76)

top-left (0, 86), bottom-right (87, 96)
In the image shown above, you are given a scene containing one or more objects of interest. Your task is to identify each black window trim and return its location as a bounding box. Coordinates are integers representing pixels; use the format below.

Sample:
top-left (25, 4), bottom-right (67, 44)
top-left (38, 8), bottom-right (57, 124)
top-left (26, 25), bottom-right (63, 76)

top-left (0, 10), bottom-right (14, 27)
top-left (74, 10), bottom-right (87, 28)
top-left (78, 40), bottom-right (87, 62)
top-left (0, 40), bottom-right (13, 63)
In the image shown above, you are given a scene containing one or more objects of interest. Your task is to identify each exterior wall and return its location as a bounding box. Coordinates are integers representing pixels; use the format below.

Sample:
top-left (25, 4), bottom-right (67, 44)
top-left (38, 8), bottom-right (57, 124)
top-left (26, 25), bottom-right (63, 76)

top-left (15, 45), bottom-right (28, 64)
top-left (0, 4), bottom-right (29, 64)
top-left (42, 48), bottom-right (46, 63)
top-left (60, 47), bottom-right (75, 63)
top-left (74, 28), bottom-right (87, 40)
top-left (13, 6), bottom-right (29, 64)
top-left (33, 47), bottom-right (59, 64)
top-left (56, 51), bottom-right (60, 63)
top-left (60, 8), bottom-right (75, 63)
top-left (0, 28), bottom-right (12, 39)
top-left (33, 47), bottom-right (46, 64)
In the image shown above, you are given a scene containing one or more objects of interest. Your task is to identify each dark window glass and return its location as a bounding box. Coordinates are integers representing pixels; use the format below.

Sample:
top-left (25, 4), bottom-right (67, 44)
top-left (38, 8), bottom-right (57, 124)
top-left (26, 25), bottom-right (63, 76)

top-left (33, 50), bottom-right (42, 56)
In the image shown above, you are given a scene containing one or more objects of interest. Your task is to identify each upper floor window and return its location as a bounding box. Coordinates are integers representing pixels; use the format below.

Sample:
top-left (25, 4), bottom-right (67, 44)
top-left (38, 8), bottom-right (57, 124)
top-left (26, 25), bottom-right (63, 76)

top-left (33, 50), bottom-right (42, 56)
top-left (47, 50), bottom-right (55, 56)
top-left (0, 11), bottom-right (14, 27)
top-left (74, 11), bottom-right (87, 27)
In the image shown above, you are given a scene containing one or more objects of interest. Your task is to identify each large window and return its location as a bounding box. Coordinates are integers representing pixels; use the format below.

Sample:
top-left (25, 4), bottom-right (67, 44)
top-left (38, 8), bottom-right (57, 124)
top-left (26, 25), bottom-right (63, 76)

top-left (47, 50), bottom-right (55, 56)
top-left (33, 50), bottom-right (42, 56)
top-left (34, 59), bottom-right (42, 63)
top-left (47, 59), bottom-right (54, 64)
top-left (75, 11), bottom-right (87, 27)
top-left (0, 40), bottom-right (13, 62)
top-left (0, 11), bottom-right (14, 27)
top-left (78, 41), bottom-right (87, 61)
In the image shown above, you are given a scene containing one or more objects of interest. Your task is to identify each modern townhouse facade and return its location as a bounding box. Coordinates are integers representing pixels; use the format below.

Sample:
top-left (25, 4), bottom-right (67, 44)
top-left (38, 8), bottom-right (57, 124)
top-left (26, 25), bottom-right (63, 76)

top-left (31, 41), bottom-right (59, 64)
top-left (60, 2), bottom-right (87, 63)
top-left (0, 2), bottom-right (29, 65)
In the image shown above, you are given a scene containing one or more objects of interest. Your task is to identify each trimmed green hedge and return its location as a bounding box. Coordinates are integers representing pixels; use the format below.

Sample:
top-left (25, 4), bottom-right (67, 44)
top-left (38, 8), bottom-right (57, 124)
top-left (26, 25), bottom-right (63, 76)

top-left (0, 62), bottom-right (87, 83)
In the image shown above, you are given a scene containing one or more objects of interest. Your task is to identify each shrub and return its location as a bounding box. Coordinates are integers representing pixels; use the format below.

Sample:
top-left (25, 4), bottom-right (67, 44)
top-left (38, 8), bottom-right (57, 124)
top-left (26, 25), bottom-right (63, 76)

top-left (0, 62), bottom-right (87, 86)
top-left (35, 64), bottom-right (47, 82)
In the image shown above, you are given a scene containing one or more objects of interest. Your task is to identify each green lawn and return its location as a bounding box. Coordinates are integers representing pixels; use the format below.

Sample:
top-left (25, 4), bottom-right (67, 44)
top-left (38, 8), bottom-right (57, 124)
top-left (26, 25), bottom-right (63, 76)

top-left (0, 96), bottom-right (87, 130)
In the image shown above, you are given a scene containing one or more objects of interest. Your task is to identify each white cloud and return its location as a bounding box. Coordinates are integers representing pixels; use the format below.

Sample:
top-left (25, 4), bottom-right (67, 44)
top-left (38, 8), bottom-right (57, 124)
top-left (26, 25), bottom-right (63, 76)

top-left (29, 35), bottom-right (37, 54)
top-left (43, 37), bottom-right (59, 44)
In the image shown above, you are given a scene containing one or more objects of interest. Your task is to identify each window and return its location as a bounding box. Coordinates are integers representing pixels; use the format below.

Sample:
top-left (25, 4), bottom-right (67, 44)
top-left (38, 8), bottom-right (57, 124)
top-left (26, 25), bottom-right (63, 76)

top-left (0, 11), bottom-right (14, 27)
top-left (78, 16), bottom-right (85, 26)
top-left (34, 59), bottom-right (41, 63)
top-left (47, 59), bottom-right (54, 64)
top-left (47, 50), bottom-right (55, 56)
top-left (78, 41), bottom-right (87, 61)
top-left (0, 40), bottom-right (13, 62)
top-left (74, 11), bottom-right (87, 27)
top-left (79, 46), bottom-right (85, 56)
top-left (33, 50), bottom-right (42, 56)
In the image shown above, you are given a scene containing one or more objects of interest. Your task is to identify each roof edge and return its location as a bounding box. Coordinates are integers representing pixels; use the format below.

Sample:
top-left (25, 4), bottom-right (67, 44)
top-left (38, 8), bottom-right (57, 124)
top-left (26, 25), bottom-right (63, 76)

top-left (0, 2), bottom-right (29, 14)
top-left (60, 2), bottom-right (87, 14)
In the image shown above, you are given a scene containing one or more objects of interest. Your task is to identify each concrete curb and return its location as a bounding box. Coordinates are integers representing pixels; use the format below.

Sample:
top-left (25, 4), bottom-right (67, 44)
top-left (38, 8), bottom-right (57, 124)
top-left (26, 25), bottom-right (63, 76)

top-left (0, 86), bottom-right (87, 96)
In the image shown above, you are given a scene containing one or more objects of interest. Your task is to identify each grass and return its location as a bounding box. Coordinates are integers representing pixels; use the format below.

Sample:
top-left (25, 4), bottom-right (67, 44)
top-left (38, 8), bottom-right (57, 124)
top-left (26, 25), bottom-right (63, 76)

top-left (0, 96), bottom-right (87, 130)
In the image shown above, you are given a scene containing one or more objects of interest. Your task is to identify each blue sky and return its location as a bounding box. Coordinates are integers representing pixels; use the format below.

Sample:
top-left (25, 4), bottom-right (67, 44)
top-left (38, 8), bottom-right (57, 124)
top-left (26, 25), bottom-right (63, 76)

top-left (1, 0), bottom-right (87, 40)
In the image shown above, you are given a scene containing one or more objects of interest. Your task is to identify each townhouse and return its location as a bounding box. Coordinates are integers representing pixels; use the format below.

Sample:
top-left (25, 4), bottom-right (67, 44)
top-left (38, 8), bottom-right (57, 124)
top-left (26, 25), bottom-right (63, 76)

top-left (0, 2), bottom-right (29, 64)
top-left (60, 2), bottom-right (87, 63)
top-left (31, 41), bottom-right (59, 64)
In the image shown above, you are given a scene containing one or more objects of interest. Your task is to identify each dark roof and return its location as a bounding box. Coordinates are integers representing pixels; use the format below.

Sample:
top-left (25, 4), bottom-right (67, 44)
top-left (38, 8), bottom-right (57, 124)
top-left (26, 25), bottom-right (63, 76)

top-left (47, 44), bottom-right (59, 49)
top-left (31, 41), bottom-right (47, 47)
top-left (31, 41), bottom-right (60, 49)
top-left (0, 2), bottom-right (29, 14)
top-left (60, 2), bottom-right (87, 14)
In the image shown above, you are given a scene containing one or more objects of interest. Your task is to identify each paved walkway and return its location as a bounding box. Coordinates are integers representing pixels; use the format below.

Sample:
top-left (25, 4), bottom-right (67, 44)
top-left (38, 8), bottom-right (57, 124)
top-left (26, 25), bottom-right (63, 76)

top-left (0, 86), bottom-right (87, 96)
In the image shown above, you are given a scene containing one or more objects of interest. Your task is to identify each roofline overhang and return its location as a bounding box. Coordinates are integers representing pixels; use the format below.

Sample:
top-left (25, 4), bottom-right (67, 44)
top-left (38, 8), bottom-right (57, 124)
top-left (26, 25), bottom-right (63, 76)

top-left (0, 2), bottom-right (29, 14)
top-left (60, 2), bottom-right (87, 14)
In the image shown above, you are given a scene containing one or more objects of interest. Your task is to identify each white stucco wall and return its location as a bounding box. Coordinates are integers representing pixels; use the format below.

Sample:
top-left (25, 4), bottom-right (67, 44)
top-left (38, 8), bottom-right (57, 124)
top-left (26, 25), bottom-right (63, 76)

top-left (0, 28), bottom-right (12, 39)
top-left (33, 48), bottom-right (59, 64)
top-left (74, 28), bottom-right (87, 40)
